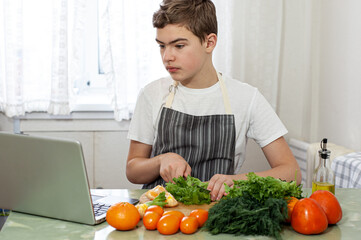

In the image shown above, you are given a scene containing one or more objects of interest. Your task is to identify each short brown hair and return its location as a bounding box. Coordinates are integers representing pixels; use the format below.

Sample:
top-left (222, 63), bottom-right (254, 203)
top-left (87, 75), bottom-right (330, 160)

top-left (153, 0), bottom-right (218, 43)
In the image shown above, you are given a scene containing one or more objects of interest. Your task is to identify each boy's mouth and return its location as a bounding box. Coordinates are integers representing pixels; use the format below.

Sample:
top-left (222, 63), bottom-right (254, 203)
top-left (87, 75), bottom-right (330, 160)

top-left (166, 66), bottom-right (179, 73)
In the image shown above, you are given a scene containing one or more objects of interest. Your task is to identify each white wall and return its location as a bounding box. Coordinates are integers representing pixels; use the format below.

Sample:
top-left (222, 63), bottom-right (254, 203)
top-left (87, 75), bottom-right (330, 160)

top-left (317, 0), bottom-right (361, 151)
top-left (278, 0), bottom-right (312, 143)
top-left (277, 0), bottom-right (361, 151)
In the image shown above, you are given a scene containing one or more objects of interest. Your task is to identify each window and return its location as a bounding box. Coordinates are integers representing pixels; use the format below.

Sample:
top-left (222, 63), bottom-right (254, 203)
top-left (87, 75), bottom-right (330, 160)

top-left (72, 0), bottom-right (112, 111)
top-left (74, 0), bottom-right (168, 112)
top-left (0, 0), bottom-right (167, 117)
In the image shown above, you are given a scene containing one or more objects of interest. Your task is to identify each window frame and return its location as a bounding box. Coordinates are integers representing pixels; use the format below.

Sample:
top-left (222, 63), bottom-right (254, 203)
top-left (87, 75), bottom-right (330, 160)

top-left (72, 0), bottom-right (112, 112)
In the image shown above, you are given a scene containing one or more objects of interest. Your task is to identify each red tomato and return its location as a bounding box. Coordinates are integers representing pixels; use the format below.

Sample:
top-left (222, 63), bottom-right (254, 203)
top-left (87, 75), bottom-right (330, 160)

top-left (180, 216), bottom-right (199, 234)
top-left (157, 214), bottom-right (180, 235)
top-left (310, 190), bottom-right (342, 224)
top-left (143, 211), bottom-right (161, 230)
top-left (189, 209), bottom-right (209, 227)
top-left (291, 198), bottom-right (328, 235)
top-left (145, 205), bottom-right (164, 216)
top-left (162, 210), bottom-right (185, 221)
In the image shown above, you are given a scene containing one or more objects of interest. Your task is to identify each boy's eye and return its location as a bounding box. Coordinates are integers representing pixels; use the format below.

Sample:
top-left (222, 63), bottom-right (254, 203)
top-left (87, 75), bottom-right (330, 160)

top-left (158, 44), bottom-right (165, 49)
top-left (175, 44), bottom-right (184, 49)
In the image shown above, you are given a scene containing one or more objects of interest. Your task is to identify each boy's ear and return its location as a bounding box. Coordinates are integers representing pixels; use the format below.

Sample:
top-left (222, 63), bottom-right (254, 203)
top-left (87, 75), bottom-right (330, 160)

top-left (204, 33), bottom-right (217, 52)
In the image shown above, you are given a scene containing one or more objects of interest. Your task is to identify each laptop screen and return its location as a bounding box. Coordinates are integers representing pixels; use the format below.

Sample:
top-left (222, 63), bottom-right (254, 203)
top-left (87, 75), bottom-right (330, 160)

top-left (0, 132), bottom-right (97, 225)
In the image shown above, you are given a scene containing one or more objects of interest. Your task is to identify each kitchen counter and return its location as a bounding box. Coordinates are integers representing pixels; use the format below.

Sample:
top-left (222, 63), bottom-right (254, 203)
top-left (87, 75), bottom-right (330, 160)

top-left (1, 188), bottom-right (360, 240)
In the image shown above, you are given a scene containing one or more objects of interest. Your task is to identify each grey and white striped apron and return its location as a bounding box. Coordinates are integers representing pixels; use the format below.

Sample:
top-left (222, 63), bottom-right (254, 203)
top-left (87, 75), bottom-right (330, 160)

top-left (143, 73), bottom-right (236, 189)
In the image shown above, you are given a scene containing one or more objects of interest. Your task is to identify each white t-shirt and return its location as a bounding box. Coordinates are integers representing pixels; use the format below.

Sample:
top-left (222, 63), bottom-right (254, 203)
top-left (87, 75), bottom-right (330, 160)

top-left (127, 75), bottom-right (288, 173)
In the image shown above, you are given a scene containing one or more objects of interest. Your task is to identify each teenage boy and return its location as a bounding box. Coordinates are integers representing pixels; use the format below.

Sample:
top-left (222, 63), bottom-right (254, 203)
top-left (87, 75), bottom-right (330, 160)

top-left (126, 0), bottom-right (301, 201)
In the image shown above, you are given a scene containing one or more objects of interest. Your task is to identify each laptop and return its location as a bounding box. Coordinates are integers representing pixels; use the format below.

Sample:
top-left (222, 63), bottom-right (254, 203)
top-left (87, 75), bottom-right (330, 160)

top-left (0, 132), bottom-right (139, 225)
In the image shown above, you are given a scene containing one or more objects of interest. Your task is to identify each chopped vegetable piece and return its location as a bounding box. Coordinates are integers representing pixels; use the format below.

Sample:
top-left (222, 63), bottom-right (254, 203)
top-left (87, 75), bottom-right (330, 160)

top-left (135, 203), bottom-right (148, 218)
top-left (146, 191), bottom-right (167, 207)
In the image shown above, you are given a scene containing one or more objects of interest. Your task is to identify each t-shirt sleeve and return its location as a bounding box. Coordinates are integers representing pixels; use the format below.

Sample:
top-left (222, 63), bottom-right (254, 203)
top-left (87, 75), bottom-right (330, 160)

top-left (246, 89), bottom-right (288, 148)
top-left (127, 88), bottom-right (155, 145)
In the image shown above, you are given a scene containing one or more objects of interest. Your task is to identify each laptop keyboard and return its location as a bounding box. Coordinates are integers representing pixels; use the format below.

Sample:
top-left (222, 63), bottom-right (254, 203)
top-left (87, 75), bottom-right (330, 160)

top-left (93, 203), bottom-right (111, 217)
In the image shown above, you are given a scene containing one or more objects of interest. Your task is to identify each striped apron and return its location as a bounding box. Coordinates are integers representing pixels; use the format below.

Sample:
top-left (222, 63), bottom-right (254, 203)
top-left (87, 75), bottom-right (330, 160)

top-left (143, 73), bottom-right (236, 189)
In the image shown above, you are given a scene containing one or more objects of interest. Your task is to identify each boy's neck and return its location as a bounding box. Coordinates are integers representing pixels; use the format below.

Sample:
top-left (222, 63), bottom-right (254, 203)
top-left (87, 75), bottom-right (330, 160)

top-left (180, 66), bottom-right (219, 89)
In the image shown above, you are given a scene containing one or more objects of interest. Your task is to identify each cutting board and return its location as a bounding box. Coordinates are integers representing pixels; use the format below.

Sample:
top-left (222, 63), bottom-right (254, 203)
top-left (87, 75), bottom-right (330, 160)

top-left (165, 202), bottom-right (216, 215)
top-left (139, 193), bottom-right (216, 215)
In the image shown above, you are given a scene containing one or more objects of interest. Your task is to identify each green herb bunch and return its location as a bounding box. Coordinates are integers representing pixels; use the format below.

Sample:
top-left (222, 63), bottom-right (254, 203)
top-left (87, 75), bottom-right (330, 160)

top-left (205, 172), bottom-right (303, 240)
top-left (225, 172), bottom-right (303, 203)
top-left (165, 176), bottom-right (211, 205)
top-left (204, 193), bottom-right (287, 240)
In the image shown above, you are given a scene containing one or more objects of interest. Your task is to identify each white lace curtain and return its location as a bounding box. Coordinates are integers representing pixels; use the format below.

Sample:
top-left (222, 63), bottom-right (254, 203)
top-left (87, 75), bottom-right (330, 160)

top-left (0, 0), bottom-right (85, 117)
top-left (0, 0), bottom-right (283, 120)
top-left (213, 0), bottom-right (283, 109)
top-left (98, 0), bottom-right (167, 121)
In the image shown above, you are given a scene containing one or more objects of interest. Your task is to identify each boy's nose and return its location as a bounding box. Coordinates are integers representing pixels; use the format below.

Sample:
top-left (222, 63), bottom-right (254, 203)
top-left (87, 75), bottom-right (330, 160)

top-left (162, 48), bottom-right (175, 62)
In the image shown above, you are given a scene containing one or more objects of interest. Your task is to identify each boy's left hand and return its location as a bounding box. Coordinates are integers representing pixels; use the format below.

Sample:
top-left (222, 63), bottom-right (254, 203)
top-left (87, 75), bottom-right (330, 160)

top-left (207, 174), bottom-right (236, 201)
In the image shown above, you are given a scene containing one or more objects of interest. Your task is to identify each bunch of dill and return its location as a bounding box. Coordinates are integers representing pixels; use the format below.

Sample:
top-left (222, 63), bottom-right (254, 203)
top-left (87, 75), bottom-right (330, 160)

top-left (204, 193), bottom-right (287, 240)
top-left (204, 172), bottom-right (303, 240)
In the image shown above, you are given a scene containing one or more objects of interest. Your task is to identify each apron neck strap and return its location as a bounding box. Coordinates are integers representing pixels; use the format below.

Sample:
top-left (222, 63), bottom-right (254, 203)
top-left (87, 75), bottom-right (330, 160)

top-left (165, 73), bottom-right (233, 114)
top-left (217, 72), bottom-right (232, 114)
top-left (165, 81), bottom-right (179, 108)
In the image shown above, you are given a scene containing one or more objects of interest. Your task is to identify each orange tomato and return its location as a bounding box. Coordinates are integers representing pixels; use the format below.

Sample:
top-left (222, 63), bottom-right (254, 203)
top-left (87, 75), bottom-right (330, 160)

top-left (162, 210), bottom-right (185, 221)
top-left (180, 216), bottom-right (199, 234)
top-left (106, 202), bottom-right (140, 231)
top-left (143, 211), bottom-right (161, 230)
top-left (310, 190), bottom-right (342, 225)
top-left (189, 209), bottom-right (208, 227)
top-left (286, 197), bottom-right (299, 223)
top-left (291, 198), bottom-right (328, 235)
top-left (157, 214), bottom-right (180, 235)
top-left (145, 205), bottom-right (164, 216)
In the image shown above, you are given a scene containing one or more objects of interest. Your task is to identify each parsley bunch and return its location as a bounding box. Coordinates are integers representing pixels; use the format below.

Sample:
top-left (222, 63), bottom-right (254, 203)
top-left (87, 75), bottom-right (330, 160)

top-left (165, 176), bottom-right (211, 205)
top-left (225, 172), bottom-right (303, 203)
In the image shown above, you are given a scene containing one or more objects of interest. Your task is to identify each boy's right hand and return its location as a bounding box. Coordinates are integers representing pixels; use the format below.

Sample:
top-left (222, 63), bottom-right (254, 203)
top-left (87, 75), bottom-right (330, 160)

top-left (159, 152), bottom-right (191, 183)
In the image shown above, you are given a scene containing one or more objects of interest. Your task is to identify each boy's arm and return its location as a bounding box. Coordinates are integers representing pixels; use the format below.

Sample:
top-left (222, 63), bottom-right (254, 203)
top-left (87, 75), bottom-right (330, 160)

top-left (126, 140), bottom-right (191, 184)
top-left (260, 136), bottom-right (302, 183)
top-left (207, 136), bottom-right (302, 201)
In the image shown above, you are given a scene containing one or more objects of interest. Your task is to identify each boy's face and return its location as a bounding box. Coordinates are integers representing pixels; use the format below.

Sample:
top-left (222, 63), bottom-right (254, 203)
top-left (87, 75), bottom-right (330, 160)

top-left (156, 24), bottom-right (211, 86)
